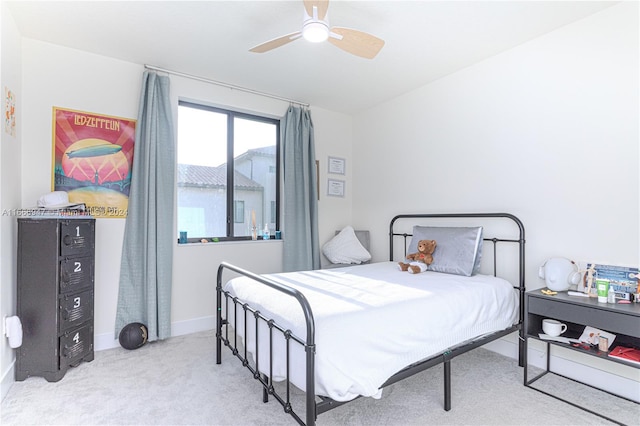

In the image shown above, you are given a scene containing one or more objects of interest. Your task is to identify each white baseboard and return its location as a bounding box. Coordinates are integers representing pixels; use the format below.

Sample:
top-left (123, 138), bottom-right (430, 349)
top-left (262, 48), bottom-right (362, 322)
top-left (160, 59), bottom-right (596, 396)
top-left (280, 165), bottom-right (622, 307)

top-left (483, 334), bottom-right (640, 403)
top-left (94, 315), bottom-right (216, 351)
top-left (171, 315), bottom-right (216, 338)
top-left (1, 360), bottom-right (15, 402)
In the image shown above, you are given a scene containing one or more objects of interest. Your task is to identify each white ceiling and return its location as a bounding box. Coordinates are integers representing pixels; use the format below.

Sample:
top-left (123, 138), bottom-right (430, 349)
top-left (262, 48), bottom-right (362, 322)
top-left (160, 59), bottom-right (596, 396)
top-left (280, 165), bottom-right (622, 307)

top-left (6, 0), bottom-right (616, 114)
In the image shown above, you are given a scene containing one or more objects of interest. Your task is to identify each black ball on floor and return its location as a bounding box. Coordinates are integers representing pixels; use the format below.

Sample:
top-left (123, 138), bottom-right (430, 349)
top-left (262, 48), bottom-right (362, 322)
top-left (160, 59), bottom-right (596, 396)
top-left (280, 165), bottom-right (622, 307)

top-left (119, 322), bottom-right (148, 350)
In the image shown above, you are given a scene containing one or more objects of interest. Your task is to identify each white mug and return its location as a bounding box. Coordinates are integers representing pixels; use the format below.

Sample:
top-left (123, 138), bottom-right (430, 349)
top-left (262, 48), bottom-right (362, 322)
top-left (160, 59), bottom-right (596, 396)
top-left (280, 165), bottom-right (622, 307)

top-left (542, 319), bottom-right (567, 337)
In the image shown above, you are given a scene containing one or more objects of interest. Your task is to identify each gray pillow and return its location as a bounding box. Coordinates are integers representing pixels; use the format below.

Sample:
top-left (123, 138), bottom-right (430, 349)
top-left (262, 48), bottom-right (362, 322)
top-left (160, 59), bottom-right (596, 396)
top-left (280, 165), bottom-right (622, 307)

top-left (407, 226), bottom-right (483, 276)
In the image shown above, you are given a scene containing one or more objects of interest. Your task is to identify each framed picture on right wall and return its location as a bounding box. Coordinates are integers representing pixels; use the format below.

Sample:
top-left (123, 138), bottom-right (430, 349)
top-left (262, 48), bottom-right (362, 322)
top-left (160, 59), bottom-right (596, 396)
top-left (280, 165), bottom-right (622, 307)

top-left (327, 179), bottom-right (345, 197)
top-left (327, 156), bottom-right (345, 175)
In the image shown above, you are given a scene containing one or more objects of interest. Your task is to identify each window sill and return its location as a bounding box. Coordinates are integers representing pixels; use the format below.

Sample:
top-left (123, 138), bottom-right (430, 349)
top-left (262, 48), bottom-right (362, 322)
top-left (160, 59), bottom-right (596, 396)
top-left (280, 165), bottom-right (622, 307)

top-left (177, 239), bottom-right (283, 246)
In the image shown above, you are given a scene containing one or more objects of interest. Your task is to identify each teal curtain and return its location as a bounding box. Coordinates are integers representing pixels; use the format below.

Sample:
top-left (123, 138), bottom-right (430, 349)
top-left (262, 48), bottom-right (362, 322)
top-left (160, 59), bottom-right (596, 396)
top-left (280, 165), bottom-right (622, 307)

top-left (115, 70), bottom-right (175, 341)
top-left (281, 106), bottom-right (320, 272)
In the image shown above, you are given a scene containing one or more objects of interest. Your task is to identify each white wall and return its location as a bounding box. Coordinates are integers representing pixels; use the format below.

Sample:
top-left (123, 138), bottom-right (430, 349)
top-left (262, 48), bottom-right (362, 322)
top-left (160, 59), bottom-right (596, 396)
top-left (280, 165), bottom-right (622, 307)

top-left (312, 107), bottom-right (355, 265)
top-left (352, 2), bottom-right (639, 395)
top-left (0, 1), bottom-right (23, 400)
top-left (354, 1), bottom-right (638, 271)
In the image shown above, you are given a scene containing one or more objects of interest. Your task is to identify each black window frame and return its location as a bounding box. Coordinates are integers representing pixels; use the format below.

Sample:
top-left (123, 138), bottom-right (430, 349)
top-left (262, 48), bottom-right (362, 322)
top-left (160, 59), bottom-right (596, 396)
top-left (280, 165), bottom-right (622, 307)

top-left (177, 100), bottom-right (280, 241)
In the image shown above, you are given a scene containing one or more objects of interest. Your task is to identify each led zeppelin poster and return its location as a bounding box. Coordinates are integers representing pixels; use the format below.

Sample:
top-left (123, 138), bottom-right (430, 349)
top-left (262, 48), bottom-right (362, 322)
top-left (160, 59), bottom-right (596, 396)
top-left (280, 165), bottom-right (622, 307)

top-left (52, 107), bottom-right (135, 218)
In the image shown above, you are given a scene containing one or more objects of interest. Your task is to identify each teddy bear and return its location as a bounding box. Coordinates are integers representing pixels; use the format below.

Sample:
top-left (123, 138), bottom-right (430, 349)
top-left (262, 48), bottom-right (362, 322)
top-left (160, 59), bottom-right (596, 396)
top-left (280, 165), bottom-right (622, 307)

top-left (398, 239), bottom-right (437, 274)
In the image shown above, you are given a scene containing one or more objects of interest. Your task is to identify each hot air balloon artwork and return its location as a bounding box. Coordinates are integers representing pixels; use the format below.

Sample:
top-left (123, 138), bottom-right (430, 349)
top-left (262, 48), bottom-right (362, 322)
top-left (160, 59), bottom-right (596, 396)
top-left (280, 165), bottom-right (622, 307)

top-left (52, 107), bottom-right (136, 218)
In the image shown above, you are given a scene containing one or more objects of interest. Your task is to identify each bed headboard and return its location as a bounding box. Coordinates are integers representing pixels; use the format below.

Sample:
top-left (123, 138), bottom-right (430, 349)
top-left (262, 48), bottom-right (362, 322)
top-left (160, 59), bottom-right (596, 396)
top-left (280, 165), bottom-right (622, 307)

top-left (389, 213), bottom-right (526, 321)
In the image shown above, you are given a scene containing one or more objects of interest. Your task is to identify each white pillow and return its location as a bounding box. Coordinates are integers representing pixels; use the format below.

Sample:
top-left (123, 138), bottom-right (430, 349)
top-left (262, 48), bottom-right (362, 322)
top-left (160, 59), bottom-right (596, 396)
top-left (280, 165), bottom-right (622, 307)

top-left (322, 226), bottom-right (372, 265)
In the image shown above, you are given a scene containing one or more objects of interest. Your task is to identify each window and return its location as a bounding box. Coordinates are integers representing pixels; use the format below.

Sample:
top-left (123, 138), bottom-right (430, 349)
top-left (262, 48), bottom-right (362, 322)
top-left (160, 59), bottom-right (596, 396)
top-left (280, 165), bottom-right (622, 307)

top-left (177, 101), bottom-right (280, 241)
top-left (234, 200), bottom-right (245, 224)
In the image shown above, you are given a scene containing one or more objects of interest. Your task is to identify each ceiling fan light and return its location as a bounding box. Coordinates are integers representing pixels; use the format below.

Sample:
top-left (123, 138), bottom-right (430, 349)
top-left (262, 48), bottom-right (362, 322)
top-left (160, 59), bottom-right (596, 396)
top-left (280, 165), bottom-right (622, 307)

top-left (302, 21), bottom-right (329, 43)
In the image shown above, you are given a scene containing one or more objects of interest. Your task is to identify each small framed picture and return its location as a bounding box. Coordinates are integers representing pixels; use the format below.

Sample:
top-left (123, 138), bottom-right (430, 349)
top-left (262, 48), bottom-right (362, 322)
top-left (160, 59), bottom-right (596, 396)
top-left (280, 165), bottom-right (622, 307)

top-left (327, 179), bottom-right (345, 197)
top-left (328, 156), bottom-right (345, 175)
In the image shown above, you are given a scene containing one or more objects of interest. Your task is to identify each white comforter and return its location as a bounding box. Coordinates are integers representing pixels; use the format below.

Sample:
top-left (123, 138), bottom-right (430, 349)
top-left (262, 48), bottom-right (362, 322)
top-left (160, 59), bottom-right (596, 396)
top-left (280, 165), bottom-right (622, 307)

top-left (223, 261), bottom-right (518, 402)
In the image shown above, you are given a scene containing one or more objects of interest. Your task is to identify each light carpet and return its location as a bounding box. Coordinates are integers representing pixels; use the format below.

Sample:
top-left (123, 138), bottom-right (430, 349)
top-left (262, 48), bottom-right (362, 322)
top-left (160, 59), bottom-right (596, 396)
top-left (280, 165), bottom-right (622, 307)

top-left (1, 330), bottom-right (637, 425)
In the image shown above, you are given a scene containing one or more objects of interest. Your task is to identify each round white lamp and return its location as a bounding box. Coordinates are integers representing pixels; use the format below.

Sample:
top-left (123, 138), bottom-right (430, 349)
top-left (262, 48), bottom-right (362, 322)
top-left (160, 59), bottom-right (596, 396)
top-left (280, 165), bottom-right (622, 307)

top-left (538, 257), bottom-right (582, 292)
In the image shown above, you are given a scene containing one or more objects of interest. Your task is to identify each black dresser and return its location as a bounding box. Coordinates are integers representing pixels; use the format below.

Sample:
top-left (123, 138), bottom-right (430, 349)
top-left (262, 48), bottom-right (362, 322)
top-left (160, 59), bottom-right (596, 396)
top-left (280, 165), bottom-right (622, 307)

top-left (16, 217), bottom-right (95, 382)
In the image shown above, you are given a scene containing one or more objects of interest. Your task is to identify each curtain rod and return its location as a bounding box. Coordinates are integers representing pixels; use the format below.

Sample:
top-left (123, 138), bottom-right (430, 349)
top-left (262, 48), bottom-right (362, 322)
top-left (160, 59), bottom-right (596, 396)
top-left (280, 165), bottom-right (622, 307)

top-left (144, 64), bottom-right (310, 108)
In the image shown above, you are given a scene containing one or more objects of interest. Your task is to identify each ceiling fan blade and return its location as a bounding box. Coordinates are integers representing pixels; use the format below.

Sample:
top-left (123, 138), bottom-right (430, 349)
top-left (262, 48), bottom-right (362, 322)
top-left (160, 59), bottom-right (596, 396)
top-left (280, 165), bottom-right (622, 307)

top-left (250, 32), bottom-right (302, 53)
top-left (328, 27), bottom-right (385, 59)
top-left (304, 0), bottom-right (329, 21)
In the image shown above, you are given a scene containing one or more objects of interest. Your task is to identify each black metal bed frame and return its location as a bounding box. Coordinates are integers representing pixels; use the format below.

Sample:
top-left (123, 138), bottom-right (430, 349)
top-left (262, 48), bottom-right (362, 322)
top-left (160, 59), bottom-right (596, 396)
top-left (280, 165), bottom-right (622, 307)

top-left (216, 213), bottom-right (526, 426)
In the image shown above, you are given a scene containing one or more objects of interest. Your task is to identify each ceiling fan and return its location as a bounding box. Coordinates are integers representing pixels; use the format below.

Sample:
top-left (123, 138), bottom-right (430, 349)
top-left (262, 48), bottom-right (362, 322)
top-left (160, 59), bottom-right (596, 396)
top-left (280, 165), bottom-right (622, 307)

top-left (249, 0), bottom-right (385, 59)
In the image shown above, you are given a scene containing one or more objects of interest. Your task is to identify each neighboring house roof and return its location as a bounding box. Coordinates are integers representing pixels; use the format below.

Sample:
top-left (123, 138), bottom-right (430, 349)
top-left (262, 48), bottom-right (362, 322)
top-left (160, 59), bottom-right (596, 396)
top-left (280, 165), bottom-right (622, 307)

top-left (234, 145), bottom-right (276, 162)
top-left (177, 164), bottom-right (262, 190)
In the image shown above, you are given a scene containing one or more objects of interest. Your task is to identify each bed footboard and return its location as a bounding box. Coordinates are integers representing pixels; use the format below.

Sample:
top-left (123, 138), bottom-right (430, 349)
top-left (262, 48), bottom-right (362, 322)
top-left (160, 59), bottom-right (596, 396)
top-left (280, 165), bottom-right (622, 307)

top-left (216, 262), bottom-right (317, 426)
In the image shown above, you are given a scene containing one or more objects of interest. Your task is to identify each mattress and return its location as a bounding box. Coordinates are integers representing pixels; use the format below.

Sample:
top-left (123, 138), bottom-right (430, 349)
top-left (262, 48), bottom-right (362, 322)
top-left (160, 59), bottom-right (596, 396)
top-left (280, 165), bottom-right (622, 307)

top-left (222, 261), bottom-right (519, 402)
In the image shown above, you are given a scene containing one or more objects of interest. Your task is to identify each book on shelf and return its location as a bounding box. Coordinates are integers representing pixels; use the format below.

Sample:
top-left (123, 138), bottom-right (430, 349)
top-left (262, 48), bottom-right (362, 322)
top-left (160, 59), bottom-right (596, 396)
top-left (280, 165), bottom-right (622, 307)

top-left (608, 346), bottom-right (640, 366)
top-left (578, 326), bottom-right (616, 349)
top-left (585, 263), bottom-right (638, 294)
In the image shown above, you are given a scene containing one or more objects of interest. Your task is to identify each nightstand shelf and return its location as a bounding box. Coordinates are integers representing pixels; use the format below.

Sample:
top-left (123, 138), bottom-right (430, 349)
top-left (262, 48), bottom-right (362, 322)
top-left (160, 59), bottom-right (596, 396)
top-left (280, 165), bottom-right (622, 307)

top-left (523, 290), bottom-right (639, 425)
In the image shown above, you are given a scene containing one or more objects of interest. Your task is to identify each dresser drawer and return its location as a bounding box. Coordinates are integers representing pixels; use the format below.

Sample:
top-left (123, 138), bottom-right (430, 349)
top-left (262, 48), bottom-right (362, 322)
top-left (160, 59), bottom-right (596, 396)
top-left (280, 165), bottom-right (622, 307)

top-left (59, 288), bottom-right (94, 333)
top-left (60, 323), bottom-right (93, 367)
top-left (60, 220), bottom-right (95, 257)
top-left (59, 256), bottom-right (94, 293)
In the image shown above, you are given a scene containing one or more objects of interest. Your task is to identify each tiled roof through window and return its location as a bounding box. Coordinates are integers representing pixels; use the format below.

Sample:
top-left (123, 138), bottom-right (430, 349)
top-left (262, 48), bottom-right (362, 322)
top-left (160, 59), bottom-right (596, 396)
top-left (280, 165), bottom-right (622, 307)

top-left (177, 164), bottom-right (262, 189)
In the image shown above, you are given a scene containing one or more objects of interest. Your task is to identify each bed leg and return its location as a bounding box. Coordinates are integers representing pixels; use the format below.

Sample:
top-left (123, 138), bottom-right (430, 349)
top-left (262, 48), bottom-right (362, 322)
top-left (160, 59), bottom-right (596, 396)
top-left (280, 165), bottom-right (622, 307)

top-left (518, 330), bottom-right (525, 367)
top-left (261, 374), bottom-right (269, 403)
top-left (216, 317), bottom-right (222, 365)
top-left (216, 273), bottom-right (222, 365)
top-left (444, 360), bottom-right (451, 411)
